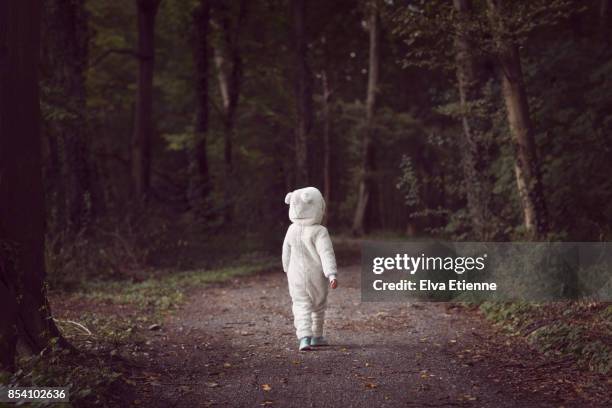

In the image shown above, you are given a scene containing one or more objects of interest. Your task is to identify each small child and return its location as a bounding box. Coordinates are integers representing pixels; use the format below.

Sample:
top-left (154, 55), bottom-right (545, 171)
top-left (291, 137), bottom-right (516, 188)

top-left (282, 187), bottom-right (338, 351)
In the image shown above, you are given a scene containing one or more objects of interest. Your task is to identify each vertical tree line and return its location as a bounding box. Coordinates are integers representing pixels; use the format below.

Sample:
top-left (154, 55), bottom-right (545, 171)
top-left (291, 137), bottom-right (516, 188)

top-left (132, 0), bottom-right (161, 200)
top-left (43, 0), bottom-right (94, 234)
top-left (213, 0), bottom-right (247, 222)
top-left (452, 0), bottom-right (494, 240)
top-left (189, 0), bottom-right (211, 210)
top-left (291, 0), bottom-right (313, 187)
top-left (487, 0), bottom-right (548, 238)
top-left (0, 0), bottom-right (66, 371)
top-left (352, 0), bottom-right (381, 236)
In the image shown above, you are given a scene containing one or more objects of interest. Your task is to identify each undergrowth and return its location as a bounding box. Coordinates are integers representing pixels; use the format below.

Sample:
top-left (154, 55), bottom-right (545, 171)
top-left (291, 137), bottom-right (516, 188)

top-left (80, 258), bottom-right (277, 314)
top-left (480, 301), bottom-right (611, 374)
top-left (4, 256), bottom-right (276, 407)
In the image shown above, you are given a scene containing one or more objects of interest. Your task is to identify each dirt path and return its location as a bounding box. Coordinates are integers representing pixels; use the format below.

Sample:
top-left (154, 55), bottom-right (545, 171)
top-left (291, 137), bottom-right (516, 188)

top-left (136, 265), bottom-right (609, 407)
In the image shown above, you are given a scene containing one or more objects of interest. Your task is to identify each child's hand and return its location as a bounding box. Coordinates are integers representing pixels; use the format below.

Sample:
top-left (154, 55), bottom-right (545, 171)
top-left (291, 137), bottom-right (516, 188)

top-left (330, 279), bottom-right (338, 289)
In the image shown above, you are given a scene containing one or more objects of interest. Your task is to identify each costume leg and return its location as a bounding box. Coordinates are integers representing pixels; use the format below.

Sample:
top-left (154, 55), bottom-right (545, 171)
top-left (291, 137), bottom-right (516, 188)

top-left (291, 291), bottom-right (313, 339)
top-left (311, 301), bottom-right (326, 338)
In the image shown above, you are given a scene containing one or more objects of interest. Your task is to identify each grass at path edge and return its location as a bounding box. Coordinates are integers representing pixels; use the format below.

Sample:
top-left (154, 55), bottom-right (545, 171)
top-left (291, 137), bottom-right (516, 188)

top-left (80, 257), bottom-right (279, 314)
top-left (1, 257), bottom-right (278, 407)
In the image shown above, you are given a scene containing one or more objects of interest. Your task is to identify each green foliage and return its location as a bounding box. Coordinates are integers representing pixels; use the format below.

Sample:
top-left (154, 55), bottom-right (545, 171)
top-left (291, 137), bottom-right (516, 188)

top-left (396, 155), bottom-right (420, 208)
top-left (6, 341), bottom-right (124, 407)
top-left (81, 258), bottom-right (277, 313)
top-left (528, 323), bottom-right (611, 374)
top-left (526, 37), bottom-right (612, 239)
top-left (46, 208), bottom-right (175, 289)
top-left (480, 301), bottom-right (539, 329)
top-left (34, 0), bottom-right (609, 249)
top-left (9, 258), bottom-right (275, 405)
top-left (388, 0), bottom-right (612, 240)
top-left (481, 301), bottom-right (612, 374)
top-left (392, 0), bottom-right (579, 71)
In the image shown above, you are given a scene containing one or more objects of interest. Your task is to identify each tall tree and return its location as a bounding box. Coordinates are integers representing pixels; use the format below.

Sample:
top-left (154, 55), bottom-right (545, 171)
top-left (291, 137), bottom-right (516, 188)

top-left (601, 0), bottom-right (610, 40)
top-left (132, 0), bottom-right (161, 199)
top-left (291, 0), bottom-right (313, 186)
top-left (452, 0), bottom-right (494, 239)
top-left (213, 0), bottom-right (246, 222)
top-left (0, 0), bottom-right (66, 371)
top-left (321, 70), bottom-right (333, 215)
top-left (188, 0), bottom-right (211, 210)
top-left (43, 0), bottom-right (93, 233)
top-left (487, 0), bottom-right (548, 237)
top-left (352, 0), bottom-right (380, 236)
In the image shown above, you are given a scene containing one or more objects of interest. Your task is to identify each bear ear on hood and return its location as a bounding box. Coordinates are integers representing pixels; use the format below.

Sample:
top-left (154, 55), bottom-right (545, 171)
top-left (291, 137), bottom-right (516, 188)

top-left (284, 192), bottom-right (292, 205)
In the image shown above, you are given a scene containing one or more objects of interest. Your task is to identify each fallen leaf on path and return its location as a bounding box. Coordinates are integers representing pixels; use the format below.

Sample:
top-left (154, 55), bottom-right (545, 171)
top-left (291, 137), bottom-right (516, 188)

top-left (223, 362), bottom-right (232, 368)
top-left (459, 394), bottom-right (477, 401)
top-left (261, 384), bottom-right (272, 392)
top-left (123, 378), bottom-right (136, 385)
top-left (365, 383), bottom-right (377, 389)
top-left (205, 382), bottom-right (219, 388)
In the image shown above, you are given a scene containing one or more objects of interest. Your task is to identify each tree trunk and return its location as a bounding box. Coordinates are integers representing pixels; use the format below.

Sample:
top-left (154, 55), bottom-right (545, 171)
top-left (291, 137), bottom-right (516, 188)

top-left (132, 0), bottom-right (160, 200)
top-left (352, 1), bottom-right (380, 236)
top-left (189, 0), bottom-right (211, 211)
top-left (453, 0), bottom-right (493, 240)
top-left (43, 0), bottom-right (93, 233)
top-left (44, 125), bottom-right (67, 234)
top-left (291, 0), bottom-right (313, 186)
top-left (0, 276), bottom-right (18, 371)
top-left (601, 0), bottom-right (610, 41)
top-left (488, 0), bottom-right (548, 238)
top-left (321, 70), bottom-right (332, 218)
top-left (213, 0), bottom-right (246, 223)
top-left (0, 0), bottom-right (67, 371)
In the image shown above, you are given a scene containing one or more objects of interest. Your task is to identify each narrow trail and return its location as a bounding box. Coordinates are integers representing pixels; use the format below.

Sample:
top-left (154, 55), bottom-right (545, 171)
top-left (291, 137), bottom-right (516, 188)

top-left (137, 265), bottom-right (609, 407)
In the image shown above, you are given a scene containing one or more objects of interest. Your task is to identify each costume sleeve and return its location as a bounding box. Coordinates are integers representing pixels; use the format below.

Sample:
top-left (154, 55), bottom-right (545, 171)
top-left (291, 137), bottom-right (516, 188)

top-left (282, 227), bottom-right (291, 273)
top-left (315, 227), bottom-right (337, 280)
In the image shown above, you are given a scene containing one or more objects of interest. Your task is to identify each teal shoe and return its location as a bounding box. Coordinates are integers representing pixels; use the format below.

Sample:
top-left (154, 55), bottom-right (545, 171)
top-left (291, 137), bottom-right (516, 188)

top-left (311, 336), bottom-right (328, 347)
top-left (299, 337), bottom-right (312, 351)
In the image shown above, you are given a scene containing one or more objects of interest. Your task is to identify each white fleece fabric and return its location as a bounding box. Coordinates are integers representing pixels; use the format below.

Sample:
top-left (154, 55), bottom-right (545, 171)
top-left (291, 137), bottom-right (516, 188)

top-left (282, 187), bottom-right (337, 339)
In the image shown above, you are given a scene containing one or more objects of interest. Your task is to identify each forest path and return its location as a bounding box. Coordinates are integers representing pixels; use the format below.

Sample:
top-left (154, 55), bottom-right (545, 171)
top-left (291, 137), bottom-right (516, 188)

top-left (138, 265), bottom-right (605, 407)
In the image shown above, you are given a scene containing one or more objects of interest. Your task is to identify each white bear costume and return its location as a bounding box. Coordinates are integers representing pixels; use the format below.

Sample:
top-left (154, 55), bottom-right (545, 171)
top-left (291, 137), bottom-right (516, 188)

top-left (282, 187), bottom-right (337, 339)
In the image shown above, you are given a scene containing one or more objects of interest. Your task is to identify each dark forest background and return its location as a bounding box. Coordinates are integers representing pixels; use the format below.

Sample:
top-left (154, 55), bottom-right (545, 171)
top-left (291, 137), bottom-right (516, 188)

top-left (1, 0), bottom-right (612, 381)
top-left (40, 0), bottom-right (612, 255)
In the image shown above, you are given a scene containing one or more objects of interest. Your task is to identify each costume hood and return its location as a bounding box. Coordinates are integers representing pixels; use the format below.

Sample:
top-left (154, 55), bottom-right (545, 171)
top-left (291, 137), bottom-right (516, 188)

top-left (284, 187), bottom-right (326, 226)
